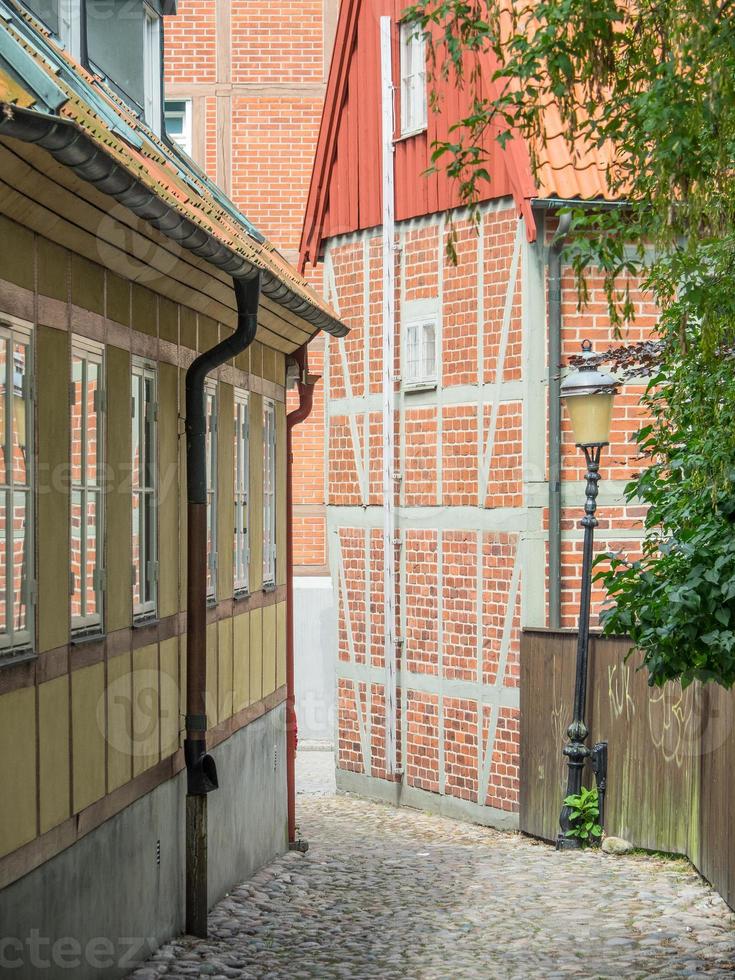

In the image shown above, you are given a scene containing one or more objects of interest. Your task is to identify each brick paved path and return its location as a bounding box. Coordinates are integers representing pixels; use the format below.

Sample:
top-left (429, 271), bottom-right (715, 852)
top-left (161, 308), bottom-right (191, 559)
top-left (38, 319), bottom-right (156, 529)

top-left (129, 753), bottom-right (735, 979)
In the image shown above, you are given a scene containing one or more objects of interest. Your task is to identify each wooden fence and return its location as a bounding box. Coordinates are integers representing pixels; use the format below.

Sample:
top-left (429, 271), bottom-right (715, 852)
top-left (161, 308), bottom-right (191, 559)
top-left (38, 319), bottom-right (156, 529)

top-left (520, 629), bottom-right (735, 910)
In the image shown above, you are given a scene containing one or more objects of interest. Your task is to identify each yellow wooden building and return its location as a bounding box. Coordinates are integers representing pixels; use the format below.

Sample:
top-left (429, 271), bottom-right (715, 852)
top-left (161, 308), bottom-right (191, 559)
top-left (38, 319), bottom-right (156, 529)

top-left (0, 1), bottom-right (344, 975)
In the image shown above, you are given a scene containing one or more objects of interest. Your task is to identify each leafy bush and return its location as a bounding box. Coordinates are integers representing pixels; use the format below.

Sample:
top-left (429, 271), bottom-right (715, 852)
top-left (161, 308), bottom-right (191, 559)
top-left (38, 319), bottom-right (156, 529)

top-left (564, 786), bottom-right (602, 845)
top-left (595, 339), bottom-right (735, 689)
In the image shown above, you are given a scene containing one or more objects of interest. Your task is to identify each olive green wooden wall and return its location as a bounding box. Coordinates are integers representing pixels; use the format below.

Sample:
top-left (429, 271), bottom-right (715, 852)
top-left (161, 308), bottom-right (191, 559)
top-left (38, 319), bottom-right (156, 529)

top-left (0, 214), bottom-right (290, 884)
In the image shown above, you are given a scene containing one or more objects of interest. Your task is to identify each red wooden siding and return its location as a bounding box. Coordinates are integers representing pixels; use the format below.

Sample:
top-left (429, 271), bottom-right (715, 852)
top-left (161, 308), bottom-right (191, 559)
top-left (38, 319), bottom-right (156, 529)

top-left (302, 0), bottom-right (528, 268)
top-left (300, 0), bottom-right (617, 270)
top-left (322, 0), bottom-right (518, 234)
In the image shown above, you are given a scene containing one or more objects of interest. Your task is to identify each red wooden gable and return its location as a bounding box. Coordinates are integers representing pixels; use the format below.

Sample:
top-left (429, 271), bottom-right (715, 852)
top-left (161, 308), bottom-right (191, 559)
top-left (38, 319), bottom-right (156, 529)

top-left (299, 0), bottom-right (539, 270)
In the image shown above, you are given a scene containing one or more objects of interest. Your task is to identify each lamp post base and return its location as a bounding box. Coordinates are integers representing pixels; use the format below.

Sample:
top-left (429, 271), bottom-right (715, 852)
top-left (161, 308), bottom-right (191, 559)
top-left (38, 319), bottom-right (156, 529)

top-left (556, 834), bottom-right (582, 851)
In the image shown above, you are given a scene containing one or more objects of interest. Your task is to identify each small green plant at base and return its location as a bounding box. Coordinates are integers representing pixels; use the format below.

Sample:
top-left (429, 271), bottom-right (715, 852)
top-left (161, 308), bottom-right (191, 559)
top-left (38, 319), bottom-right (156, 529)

top-left (564, 786), bottom-right (602, 845)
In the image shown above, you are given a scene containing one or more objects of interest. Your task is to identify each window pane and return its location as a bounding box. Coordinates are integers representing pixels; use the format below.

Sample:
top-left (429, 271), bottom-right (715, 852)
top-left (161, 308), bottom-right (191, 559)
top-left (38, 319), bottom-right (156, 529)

top-left (132, 372), bottom-right (141, 491)
top-left (144, 375), bottom-right (155, 490)
top-left (0, 492), bottom-right (7, 640)
top-left (87, 359), bottom-right (100, 487)
top-left (166, 100), bottom-right (187, 116)
top-left (87, 0), bottom-right (145, 107)
top-left (143, 491), bottom-right (155, 605)
top-left (71, 488), bottom-right (83, 620)
top-left (11, 343), bottom-right (29, 487)
top-left (71, 355), bottom-right (83, 487)
top-left (132, 491), bottom-right (141, 609)
top-left (406, 324), bottom-right (418, 380)
top-left (132, 366), bottom-right (157, 618)
top-left (165, 115), bottom-right (184, 137)
top-left (26, 0), bottom-right (59, 33)
top-left (263, 402), bottom-right (276, 584)
top-left (0, 339), bottom-right (7, 489)
top-left (71, 344), bottom-right (103, 633)
top-left (85, 492), bottom-right (100, 621)
top-left (206, 387), bottom-right (217, 598)
top-left (206, 490), bottom-right (214, 596)
top-left (423, 322), bottom-right (436, 378)
top-left (11, 491), bottom-right (28, 634)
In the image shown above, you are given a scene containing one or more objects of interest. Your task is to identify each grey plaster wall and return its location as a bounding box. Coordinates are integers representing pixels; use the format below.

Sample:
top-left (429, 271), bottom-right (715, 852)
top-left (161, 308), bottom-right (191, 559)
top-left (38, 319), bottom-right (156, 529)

top-left (0, 705), bottom-right (287, 980)
top-left (294, 577), bottom-right (336, 744)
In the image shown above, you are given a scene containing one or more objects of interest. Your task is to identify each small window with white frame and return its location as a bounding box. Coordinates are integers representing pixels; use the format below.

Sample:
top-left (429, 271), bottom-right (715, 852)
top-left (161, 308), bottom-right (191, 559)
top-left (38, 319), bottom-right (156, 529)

top-left (403, 302), bottom-right (438, 389)
top-left (399, 20), bottom-right (427, 136)
top-left (165, 99), bottom-right (193, 156)
top-left (262, 399), bottom-right (276, 589)
top-left (205, 382), bottom-right (218, 601)
top-left (70, 336), bottom-right (105, 637)
top-left (0, 317), bottom-right (34, 657)
top-left (233, 390), bottom-right (250, 595)
top-left (132, 359), bottom-right (158, 621)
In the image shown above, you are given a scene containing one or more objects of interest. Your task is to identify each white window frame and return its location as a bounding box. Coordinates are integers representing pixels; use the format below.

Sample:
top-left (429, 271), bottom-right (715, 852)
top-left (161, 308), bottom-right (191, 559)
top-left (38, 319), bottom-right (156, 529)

top-left (399, 21), bottom-right (428, 137)
top-left (205, 382), bottom-right (218, 601)
top-left (0, 316), bottom-right (34, 657)
top-left (403, 299), bottom-right (439, 390)
top-left (70, 335), bottom-right (105, 638)
top-left (233, 389), bottom-right (250, 595)
top-left (144, 6), bottom-right (162, 135)
top-left (59, 0), bottom-right (82, 60)
top-left (132, 359), bottom-right (158, 622)
top-left (262, 398), bottom-right (276, 589)
top-left (164, 98), bottom-right (193, 156)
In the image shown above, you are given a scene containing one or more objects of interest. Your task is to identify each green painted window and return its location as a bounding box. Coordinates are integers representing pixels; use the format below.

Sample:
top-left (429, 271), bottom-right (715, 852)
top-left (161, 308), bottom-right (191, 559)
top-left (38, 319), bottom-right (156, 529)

top-left (0, 317), bottom-right (34, 656)
top-left (262, 398), bottom-right (276, 588)
top-left (132, 359), bottom-right (158, 621)
top-left (233, 389), bottom-right (249, 594)
top-left (70, 337), bottom-right (105, 637)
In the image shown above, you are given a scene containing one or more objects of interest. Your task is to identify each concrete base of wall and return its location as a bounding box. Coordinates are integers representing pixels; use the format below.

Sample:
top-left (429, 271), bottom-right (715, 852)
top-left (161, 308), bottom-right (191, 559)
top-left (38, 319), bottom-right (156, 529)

top-left (336, 767), bottom-right (519, 832)
top-left (294, 576), bottom-right (336, 744)
top-left (0, 704), bottom-right (286, 980)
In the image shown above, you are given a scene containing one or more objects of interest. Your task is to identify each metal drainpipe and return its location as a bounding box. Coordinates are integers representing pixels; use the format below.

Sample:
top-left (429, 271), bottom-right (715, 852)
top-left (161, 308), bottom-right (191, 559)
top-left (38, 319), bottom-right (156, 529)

top-left (548, 213), bottom-right (572, 630)
top-left (285, 345), bottom-right (317, 850)
top-left (184, 271), bottom-right (261, 938)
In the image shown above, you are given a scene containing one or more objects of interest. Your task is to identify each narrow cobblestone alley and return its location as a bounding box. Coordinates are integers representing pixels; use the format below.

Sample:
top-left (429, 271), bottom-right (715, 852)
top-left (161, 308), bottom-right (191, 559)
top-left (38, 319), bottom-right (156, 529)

top-left (129, 752), bottom-right (735, 980)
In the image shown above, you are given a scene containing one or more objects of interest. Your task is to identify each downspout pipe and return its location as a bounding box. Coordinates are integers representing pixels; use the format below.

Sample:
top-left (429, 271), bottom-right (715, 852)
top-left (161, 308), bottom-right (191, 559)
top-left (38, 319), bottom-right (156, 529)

top-left (548, 212), bottom-right (572, 630)
top-left (184, 271), bottom-right (261, 938)
top-left (285, 345), bottom-right (316, 850)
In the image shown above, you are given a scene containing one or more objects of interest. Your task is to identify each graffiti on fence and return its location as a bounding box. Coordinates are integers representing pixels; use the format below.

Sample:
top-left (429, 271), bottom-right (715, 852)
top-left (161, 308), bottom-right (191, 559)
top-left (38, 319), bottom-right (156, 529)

top-left (647, 683), bottom-right (698, 767)
top-left (608, 662), bottom-right (635, 722)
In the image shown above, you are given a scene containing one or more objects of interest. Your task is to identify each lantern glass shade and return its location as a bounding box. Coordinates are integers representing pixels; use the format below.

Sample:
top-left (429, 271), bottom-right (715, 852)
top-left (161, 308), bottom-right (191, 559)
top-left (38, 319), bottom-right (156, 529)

top-left (564, 390), bottom-right (614, 446)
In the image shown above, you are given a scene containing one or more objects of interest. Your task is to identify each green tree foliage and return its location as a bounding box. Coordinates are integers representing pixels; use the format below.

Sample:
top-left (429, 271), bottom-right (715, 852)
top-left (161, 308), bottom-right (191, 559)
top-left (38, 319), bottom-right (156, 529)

top-left (405, 0), bottom-right (735, 686)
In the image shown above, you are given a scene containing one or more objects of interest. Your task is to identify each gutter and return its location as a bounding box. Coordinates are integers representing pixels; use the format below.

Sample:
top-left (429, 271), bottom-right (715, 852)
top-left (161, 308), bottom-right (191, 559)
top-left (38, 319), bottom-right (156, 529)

top-left (547, 212), bottom-right (572, 630)
top-left (0, 103), bottom-right (347, 337)
top-left (285, 345), bottom-right (317, 851)
top-left (183, 272), bottom-right (261, 938)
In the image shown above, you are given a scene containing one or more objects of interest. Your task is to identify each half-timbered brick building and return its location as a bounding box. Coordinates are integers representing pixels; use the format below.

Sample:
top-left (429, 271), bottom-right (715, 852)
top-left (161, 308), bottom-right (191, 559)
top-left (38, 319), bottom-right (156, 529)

top-left (300, 0), bottom-right (657, 826)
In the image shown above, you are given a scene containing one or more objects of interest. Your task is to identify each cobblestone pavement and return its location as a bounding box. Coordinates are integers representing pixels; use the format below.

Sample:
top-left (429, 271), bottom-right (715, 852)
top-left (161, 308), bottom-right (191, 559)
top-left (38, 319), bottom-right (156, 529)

top-left (130, 753), bottom-right (735, 980)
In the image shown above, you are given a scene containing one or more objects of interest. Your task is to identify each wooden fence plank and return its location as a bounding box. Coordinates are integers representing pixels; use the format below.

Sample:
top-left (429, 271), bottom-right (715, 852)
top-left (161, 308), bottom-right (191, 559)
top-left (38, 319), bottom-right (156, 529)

top-left (520, 628), bottom-right (735, 911)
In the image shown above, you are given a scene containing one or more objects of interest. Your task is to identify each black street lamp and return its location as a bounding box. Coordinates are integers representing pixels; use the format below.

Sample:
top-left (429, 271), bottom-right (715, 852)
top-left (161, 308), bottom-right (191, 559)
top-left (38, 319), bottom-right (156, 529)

top-left (557, 339), bottom-right (617, 850)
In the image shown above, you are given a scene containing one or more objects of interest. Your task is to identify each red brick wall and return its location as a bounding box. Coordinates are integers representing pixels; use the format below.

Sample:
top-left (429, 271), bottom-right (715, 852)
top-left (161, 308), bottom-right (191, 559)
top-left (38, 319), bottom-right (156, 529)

top-left (327, 203), bottom-right (658, 820)
top-left (164, 0), bottom-right (338, 569)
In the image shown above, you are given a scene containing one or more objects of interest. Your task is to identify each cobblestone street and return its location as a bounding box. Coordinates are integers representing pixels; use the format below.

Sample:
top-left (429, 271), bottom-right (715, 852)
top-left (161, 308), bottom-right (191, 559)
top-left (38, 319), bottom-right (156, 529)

top-left (130, 752), bottom-right (735, 979)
